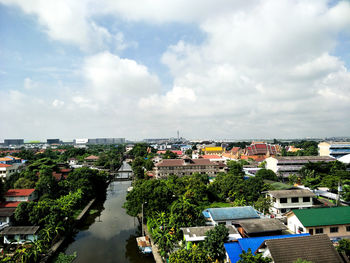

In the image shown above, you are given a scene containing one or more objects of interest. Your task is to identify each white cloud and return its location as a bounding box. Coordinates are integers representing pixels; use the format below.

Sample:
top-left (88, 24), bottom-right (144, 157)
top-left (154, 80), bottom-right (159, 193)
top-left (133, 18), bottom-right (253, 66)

top-left (23, 78), bottom-right (39, 90)
top-left (1, 0), bottom-right (350, 139)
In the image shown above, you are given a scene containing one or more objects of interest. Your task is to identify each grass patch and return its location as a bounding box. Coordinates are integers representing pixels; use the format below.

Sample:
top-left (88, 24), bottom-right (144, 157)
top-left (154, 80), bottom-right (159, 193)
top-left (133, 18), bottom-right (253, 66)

top-left (205, 202), bottom-right (234, 208)
top-left (89, 209), bottom-right (99, 215)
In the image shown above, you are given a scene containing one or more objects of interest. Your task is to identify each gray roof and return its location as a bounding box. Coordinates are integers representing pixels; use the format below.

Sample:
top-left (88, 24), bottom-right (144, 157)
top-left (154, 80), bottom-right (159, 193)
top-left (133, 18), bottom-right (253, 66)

top-left (265, 234), bottom-right (343, 263)
top-left (268, 189), bottom-right (315, 198)
top-left (276, 156), bottom-right (335, 163)
top-left (237, 218), bottom-right (287, 234)
top-left (204, 206), bottom-right (260, 221)
top-left (1, 226), bottom-right (40, 235)
top-left (180, 225), bottom-right (239, 238)
top-left (0, 208), bottom-right (16, 217)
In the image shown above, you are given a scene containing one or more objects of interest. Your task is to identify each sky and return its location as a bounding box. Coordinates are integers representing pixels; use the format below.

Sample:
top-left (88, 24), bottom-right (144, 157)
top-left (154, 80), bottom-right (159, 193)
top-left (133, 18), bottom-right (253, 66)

top-left (0, 0), bottom-right (350, 141)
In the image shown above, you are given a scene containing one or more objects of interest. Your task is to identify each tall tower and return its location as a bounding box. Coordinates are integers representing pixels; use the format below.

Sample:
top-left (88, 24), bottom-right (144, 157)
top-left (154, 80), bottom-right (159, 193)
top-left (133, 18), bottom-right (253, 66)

top-left (177, 130), bottom-right (180, 141)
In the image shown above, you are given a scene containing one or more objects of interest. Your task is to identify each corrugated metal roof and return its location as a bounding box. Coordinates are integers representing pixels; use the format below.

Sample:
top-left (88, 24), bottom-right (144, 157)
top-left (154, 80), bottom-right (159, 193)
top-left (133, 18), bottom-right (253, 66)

top-left (224, 234), bottom-right (310, 263)
top-left (204, 206), bottom-right (260, 221)
top-left (292, 207), bottom-right (350, 227)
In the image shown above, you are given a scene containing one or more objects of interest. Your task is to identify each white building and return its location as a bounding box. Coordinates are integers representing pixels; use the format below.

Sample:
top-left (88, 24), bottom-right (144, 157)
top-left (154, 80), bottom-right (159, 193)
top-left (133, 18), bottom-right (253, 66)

top-left (0, 164), bottom-right (19, 179)
top-left (267, 189), bottom-right (315, 217)
top-left (181, 225), bottom-right (241, 242)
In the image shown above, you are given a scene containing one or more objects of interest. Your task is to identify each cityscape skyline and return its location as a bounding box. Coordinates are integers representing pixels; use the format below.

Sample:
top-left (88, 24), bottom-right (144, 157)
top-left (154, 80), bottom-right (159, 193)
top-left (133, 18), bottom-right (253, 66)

top-left (1, 0), bottom-right (350, 140)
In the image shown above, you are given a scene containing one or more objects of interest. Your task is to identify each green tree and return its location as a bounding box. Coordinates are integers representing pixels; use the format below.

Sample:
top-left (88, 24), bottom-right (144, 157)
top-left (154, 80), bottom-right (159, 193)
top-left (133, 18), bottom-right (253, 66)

top-left (54, 252), bottom-right (77, 263)
top-left (14, 177), bottom-right (36, 189)
top-left (254, 196), bottom-right (272, 214)
top-left (148, 212), bottom-right (177, 257)
top-left (169, 196), bottom-right (205, 227)
top-left (256, 169), bottom-right (278, 181)
top-left (203, 224), bottom-right (229, 262)
top-left (35, 168), bottom-right (59, 199)
top-left (238, 249), bottom-right (272, 263)
top-left (169, 244), bottom-right (210, 263)
top-left (337, 238), bottom-right (350, 259)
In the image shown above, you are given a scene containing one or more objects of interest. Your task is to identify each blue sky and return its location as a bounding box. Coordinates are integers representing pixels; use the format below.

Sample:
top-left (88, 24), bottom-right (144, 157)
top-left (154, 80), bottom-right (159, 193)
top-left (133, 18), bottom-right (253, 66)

top-left (0, 0), bottom-right (350, 141)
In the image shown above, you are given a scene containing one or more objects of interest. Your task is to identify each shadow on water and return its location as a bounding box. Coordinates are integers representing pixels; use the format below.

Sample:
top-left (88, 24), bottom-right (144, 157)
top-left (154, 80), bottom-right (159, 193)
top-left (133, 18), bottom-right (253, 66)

top-left (61, 181), bottom-right (155, 263)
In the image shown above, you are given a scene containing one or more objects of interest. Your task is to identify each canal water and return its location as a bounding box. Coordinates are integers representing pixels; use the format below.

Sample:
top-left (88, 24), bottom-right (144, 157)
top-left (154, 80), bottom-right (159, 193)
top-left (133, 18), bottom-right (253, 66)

top-left (63, 163), bottom-right (155, 263)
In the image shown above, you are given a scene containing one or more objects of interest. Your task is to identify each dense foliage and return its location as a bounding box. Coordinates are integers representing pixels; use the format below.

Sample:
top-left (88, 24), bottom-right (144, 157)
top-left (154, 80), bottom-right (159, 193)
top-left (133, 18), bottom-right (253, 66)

top-left (238, 249), bottom-right (272, 263)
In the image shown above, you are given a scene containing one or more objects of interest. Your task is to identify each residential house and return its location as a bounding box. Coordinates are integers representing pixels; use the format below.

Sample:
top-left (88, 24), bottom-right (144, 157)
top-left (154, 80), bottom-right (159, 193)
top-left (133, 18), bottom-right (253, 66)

top-left (155, 158), bottom-right (220, 178)
top-left (265, 156), bottom-right (335, 178)
top-left (267, 189), bottom-right (315, 217)
top-left (224, 233), bottom-right (309, 263)
top-left (0, 164), bottom-right (17, 179)
top-left (222, 147), bottom-right (241, 160)
top-left (258, 234), bottom-right (343, 263)
top-left (235, 218), bottom-right (287, 237)
top-left (319, 141), bottom-right (350, 159)
top-left (4, 189), bottom-right (37, 203)
top-left (1, 226), bottom-right (40, 244)
top-left (84, 155), bottom-right (99, 163)
top-left (202, 206), bottom-right (260, 226)
top-left (286, 206), bottom-right (350, 240)
top-left (68, 158), bottom-right (78, 166)
top-left (181, 225), bottom-right (241, 242)
top-left (0, 208), bottom-right (16, 230)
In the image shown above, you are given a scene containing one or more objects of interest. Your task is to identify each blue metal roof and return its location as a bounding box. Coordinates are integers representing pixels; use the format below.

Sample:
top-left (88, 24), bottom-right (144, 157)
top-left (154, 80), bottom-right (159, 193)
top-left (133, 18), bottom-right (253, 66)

top-left (202, 210), bottom-right (210, 218)
top-left (225, 233), bottom-right (310, 263)
top-left (224, 242), bottom-right (242, 263)
top-left (204, 206), bottom-right (260, 221)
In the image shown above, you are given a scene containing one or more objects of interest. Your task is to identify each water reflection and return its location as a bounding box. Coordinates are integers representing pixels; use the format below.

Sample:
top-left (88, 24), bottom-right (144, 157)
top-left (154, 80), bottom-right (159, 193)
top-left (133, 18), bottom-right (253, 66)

top-left (64, 180), bottom-right (155, 263)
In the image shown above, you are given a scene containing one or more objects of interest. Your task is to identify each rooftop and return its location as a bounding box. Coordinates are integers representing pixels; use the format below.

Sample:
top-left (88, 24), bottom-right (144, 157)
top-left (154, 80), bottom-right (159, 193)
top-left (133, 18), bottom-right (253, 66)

top-left (0, 201), bottom-right (22, 208)
top-left (203, 206), bottom-right (260, 221)
top-left (265, 234), bottom-right (343, 263)
top-left (224, 234), bottom-right (309, 263)
top-left (156, 158), bottom-right (218, 167)
top-left (180, 225), bottom-right (239, 238)
top-left (236, 218), bottom-right (287, 234)
top-left (1, 226), bottom-right (40, 235)
top-left (291, 206), bottom-right (350, 227)
top-left (0, 164), bottom-right (12, 168)
top-left (0, 208), bottom-right (16, 217)
top-left (268, 189), bottom-right (315, 198)
top-left (5, 189), bottom-right (35, 197)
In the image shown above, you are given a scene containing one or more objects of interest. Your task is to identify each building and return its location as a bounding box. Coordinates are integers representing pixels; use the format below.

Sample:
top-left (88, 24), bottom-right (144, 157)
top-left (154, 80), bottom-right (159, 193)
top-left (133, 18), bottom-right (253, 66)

top-left (202, 146), bottom-right (224, 155)
top-left (47, 139), bottom-right (60, 144)
top-left (88, 138), bottom-right (125, 145)
top-left (4, 189), bottom-right (37, 202)
top-left (235, 218), bottom-right (287, 237)
top-left (3, 139), bottom-right (24, 146)
top-left (1, 226), bottom-right (40, 244)
top-left (0, 208), bottom-right (16, 230)
top-left (202, 206), bottom-right (260, 226)
top-left (267, 189), bottom-right (315, 217)
top-left (244, 142), bottom-right (278, 156)
top-left (0, 164), bottom-right (17, 179)
top-left (286, 206), bottom-right (350, 240)
top-left (224, 234), bottom-right (309, 263)
top-left (84, 155), bottom-right (99, 163)
top-left (155, 158), bottom-right (220, 178)
top-left (181, 225), bottom-right (241, 242)
top-left (258, 234), bottom-right (343, 263)
top-left (319, 141), bottom-right (350, 159)
top-left (265, 156), bottom-right (335, 177)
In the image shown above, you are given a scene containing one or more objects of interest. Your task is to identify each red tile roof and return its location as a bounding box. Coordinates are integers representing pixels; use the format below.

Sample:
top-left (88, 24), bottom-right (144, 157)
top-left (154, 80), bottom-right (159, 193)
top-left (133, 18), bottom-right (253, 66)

top-left (157, 150), bottom-right (183, 155)
top-left (0, 164), bottom-right (12, 168)
top-left (5, 189), bottom-right (35, 197)
top-left (85, 155), bottom-right (99, 160)
top-left (0, 201), bottom-right (22, 208)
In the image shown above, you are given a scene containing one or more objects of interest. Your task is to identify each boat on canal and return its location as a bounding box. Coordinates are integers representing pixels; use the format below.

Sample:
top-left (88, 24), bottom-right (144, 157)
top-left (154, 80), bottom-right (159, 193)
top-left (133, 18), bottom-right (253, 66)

top-left (136, 236), bottom-right (152, 254)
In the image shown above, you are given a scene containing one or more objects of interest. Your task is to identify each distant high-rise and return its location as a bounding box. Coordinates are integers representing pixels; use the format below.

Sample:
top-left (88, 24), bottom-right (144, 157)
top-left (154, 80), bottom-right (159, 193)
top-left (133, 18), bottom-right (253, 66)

top-left (47, 139), bottom-right (60, 144)
top-left (4, 139), bottom-right (24, 146)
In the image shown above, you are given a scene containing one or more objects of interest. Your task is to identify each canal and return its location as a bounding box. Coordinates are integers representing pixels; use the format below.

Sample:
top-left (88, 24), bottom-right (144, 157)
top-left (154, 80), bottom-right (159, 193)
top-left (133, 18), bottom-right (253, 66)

top-left (63, 163), bottom-right (155, 263)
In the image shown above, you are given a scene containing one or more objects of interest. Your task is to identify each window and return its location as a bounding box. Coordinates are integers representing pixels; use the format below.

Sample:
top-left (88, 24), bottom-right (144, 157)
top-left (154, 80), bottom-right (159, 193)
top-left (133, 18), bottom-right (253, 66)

top-left (291, 197), bottom-right (299, 203)
top-left (280, 208), bottom-right (287, 213)
top-left (315, 228), bottom-right (323, 234)
top-left (303, 197), bottom-right (310, 202)
top-left (330, 227), bottom-right (338, 233)
top-left (309, 229), bottom-right (314, 235)
top-left (346, 226), bottom-right (350, 232)
top-left (280, 198), bottom-right (287, 203)
top-left (218, 222), bottom-right (226, 225)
